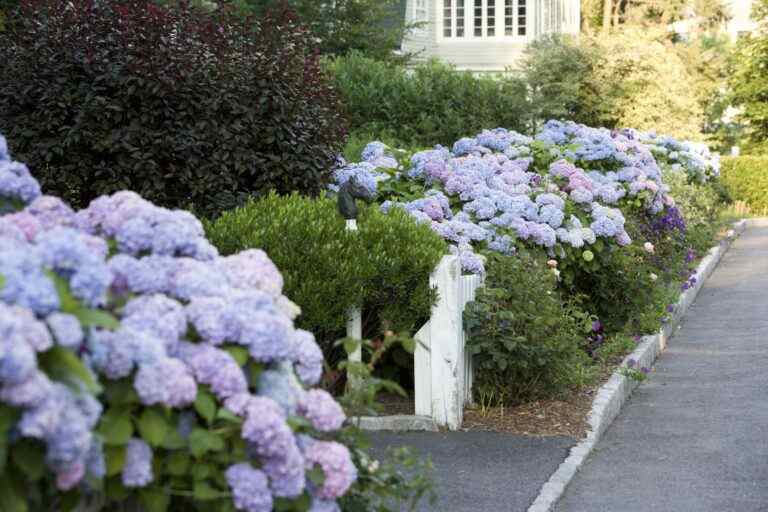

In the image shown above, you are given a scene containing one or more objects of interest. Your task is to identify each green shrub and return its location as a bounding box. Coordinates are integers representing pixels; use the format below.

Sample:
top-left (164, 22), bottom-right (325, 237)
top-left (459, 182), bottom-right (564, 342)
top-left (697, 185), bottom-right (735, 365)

top-left (463, 253), bottom-right (593, 403)
top-left (664, 171), bottom-right (728, 252)
top-left (206, 193), bottom-right (447, 353)
top-left (0, 0), bottom-right (346, 216)
top-left (326, 52), bottom-right (529, 147)
top-left (721, 156), bottom-right (768, 214)
top-left (520, 34), bottom-right (632, 130)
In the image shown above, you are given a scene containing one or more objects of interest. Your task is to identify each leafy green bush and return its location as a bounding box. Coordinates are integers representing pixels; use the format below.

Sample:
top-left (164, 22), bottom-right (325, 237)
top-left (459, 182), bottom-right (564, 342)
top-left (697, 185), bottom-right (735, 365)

top-left (463, 253), bottom-right (593, 403)
top-left (326, 52), bottom-right (529, 147)
top-left (206, 193), bottom-right (446, 353)
top-left (721, 156), bottom-right (768, 214)
top-left (0, 0), bottom-right (345, 216)
top-left (520, 34), bottom-right (634, 130)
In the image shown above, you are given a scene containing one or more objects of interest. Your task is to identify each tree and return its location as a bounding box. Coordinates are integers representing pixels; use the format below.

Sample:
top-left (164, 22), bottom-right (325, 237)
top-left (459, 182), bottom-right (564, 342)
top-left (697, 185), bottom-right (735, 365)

top-left (730, 0), bottom-right (768, 150)
top-left (242, 0), bottom-right (410, 61)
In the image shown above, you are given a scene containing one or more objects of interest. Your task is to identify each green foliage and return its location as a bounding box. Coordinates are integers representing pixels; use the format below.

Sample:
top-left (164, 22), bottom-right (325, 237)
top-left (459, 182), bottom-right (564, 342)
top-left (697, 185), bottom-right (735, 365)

top-left (721, 156), bottom-right (768, 214)
top-left (206, 193), bottom-right (446, 352)
top-left (242, 0), bottom-right (410, 62)
top-left (664, 171), bottom-right (729, 251)
top-left (520, 34), bottom-right (635, 130)
top-left (463, 253), bottom-right (593, 403)
top-left (0, 0), bottom-right (345, 216)
top-left (730, 0), bottom-right (768, 147)
top-left (326, 52), bottom-right (529, 147)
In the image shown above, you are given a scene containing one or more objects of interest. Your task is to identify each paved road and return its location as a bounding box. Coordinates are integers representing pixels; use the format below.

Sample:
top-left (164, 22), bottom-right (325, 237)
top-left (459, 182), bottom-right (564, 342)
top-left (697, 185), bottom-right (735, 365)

top-left (555, 224), bottom-right (768, 512)
top-left (370, 432), bottom-right (575, 512)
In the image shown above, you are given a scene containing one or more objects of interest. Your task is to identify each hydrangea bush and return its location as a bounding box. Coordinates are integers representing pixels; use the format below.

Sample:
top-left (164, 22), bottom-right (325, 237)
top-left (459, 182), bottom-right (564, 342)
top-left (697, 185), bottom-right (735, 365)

top-left (0, 134), bottom-right (357, 511)
top-left (334, 120), bottom-right (682, 275)
top-left (335, 121), bottom-right (729, 334)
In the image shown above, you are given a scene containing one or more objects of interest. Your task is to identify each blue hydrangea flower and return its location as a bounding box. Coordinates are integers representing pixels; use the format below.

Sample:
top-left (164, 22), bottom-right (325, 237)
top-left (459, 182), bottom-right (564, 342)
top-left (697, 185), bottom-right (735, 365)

top-left (123, 439), bottom-right (153, 488)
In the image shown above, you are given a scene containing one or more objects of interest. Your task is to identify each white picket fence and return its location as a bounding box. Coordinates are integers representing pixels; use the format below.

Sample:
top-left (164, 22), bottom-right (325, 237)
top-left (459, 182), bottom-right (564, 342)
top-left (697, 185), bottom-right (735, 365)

top-left (413, 255), bottom-right (484, 430)
top-left (348, 251), bottom-right (483, 430)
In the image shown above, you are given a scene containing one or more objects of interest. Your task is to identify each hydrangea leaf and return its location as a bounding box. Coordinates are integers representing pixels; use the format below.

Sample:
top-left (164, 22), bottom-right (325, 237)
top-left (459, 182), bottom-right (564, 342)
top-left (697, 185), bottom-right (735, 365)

top-left (0, 405), bottom-right (20, 472)
top-left (166, 451), bottom-right (190, 476)
top-left (105, 446), bottom-right (127, 477)
top-left (11, 441), bottom-right (45, 481)
top-left (137, 409), bottom-right (169, 447)
top-left (214, 408), bottom-right (242, 425)
top-left (139, 488), bottom-right (170, 512)
top-left (160, 428), bottom-right (187, 450)
top-left (193, 480), bottom-right (222, 500)
top-left (189, 428), bottom-right (225, 458)
top-left (194, 389), bottom-right (217, 425)
top-left (98, 407), bottom-right (134, 446)
top-left (223, 346), bottom-right (249, 366)
top-left (38, 347), bottom-right (102, 395)
top-left (0, 473), bottom-right (28, 512)
top-left (73, 308), bottom-right (120, 330)
top-left (48, 271), bottom-right (78, 314)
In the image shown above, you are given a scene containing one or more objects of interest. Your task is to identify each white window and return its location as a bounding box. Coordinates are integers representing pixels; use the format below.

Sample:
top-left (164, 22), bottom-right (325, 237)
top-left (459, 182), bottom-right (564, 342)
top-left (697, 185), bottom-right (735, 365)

top-left (443, 0), bottom-right (466, 38)
top-left (414, 0), bottom-right (428, 22)
top-left (443, 0), bottom-right (527, 39)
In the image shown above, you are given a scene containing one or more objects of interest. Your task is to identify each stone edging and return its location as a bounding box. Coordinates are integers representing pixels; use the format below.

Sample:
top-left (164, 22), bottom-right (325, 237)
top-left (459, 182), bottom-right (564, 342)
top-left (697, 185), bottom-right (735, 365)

top-left (527, 218), bottom-right (755, 512)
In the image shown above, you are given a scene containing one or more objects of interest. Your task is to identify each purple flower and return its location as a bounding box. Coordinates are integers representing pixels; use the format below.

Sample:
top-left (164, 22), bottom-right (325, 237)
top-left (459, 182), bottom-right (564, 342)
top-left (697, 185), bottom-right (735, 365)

top-left (122, 439), bottom-right (153, 488)
top-left (298, 390), bottom-right (346, 432)
top-left (303, 441), bottom-right (357, 500)
top-left (133, 358), bottom-right (197, 408)
top-left (239, 310), bottom-right (294, 362)
top-left (180, 343), bottom-right (248, 400)
top-left (240, 396), bottom-right (295, 458)
top-left (46, 313), bottom-right (83, 349)
top-left (226, 463), bottom-right (274, 512)
top-left (263, 443), bottom-right (306, 498)
top-left (293, 330), bottom-right (324, 386)
top-left (220, 249), bottom-right (284, 298)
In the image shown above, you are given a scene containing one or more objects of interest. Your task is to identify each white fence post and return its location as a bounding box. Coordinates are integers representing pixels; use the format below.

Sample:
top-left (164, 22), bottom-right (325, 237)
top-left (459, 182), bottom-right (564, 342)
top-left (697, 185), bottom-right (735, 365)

top-left (345, 219), bottom-right (363, 389)
top-left (428, 255), bottom-right (463, 429)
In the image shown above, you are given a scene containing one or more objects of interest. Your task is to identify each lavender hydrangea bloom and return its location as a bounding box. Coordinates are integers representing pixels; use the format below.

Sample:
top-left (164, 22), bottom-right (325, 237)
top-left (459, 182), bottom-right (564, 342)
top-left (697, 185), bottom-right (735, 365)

top-left (0, 370), bottom-right (53, 407)
top-left (239, 310), bottom-right (294, 362)
top-left (134, 358), bottom-right (197, 407)
top-left (0, 160), bottom-right (41, 203)
top-left (123, 439), bottom-right (153, 488)
top-left (310, 499), bottom-right (341, 512)
top-left (303, 441), bottom-right (357, 500)
top-left (240, 396), bottom-right (295, 458)
top-left (293, 330), bottom-right (324, 386)
top-left (220, 249), bottom-right (284, 298)
top-left (297, 390), bottom-right (346, 432)
top-left (179, 343), bottom-right (248, 400)
top-left (122, 294), bottom-right (187, 348)
top-left (226, 463), bottom-right (274, 512)
top-left (85, 437), bottom-right (106, 479)
top-left (263, 443), bottom-right (306, 498)
top-left (46, 313), bottom-right (83, 349)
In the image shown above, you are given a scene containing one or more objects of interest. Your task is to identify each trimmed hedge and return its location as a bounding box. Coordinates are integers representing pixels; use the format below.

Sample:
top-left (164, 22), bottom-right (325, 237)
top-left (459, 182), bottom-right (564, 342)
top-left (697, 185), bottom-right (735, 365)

top-left (721, 156), bottom-right (768, 214)
top-left (206, 193), bottom-right (447, 353)
top-left (0, 0), bottom-right (346, 216)
top-left (326, 52), bottom-right (529, 147)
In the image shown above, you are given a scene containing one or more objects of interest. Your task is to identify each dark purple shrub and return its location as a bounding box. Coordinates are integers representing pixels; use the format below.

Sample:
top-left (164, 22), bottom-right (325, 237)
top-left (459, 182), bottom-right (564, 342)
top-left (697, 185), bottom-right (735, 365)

top-left (0, 0), bottom-right (346, 215)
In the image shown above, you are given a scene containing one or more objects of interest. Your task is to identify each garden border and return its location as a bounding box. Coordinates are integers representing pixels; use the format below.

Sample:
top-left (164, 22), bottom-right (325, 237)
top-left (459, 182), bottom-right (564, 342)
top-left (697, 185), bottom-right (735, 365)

top-left (527, 218), bottom-right (759, 512)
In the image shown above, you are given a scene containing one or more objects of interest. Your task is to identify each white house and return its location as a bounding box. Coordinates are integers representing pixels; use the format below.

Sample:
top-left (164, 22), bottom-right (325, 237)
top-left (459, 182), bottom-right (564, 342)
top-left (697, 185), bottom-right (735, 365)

top-left (401, 0), bottom-right (581, 71)
top-left (723, 0), bottom-right (759, 39)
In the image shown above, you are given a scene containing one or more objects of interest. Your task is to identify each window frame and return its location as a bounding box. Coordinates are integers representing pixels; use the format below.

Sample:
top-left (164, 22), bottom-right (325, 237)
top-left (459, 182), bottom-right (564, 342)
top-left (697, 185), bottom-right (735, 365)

top-left (438, 0), bottom-right (530, 42)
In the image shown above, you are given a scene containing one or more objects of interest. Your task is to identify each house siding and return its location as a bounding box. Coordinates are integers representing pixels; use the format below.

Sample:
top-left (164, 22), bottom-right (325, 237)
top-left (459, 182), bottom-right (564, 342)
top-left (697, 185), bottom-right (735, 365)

top-left (403, 0), bottom-right (579, 71)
